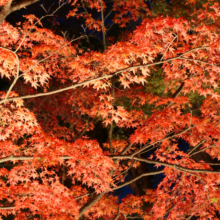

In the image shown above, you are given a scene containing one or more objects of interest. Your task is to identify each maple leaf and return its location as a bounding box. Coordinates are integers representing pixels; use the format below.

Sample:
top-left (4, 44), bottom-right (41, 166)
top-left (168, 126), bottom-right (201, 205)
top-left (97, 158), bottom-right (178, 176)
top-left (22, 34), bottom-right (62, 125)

top-left (0, 1), bottom-right (220, 220)
top-left (154, 164), bottom-right (162, 169)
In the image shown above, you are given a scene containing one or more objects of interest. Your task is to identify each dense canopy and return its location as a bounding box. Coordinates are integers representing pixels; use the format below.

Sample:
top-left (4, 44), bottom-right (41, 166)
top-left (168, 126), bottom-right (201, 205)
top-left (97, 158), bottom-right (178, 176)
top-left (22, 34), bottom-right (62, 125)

top-left (0, 0), bottom-right (220, 219)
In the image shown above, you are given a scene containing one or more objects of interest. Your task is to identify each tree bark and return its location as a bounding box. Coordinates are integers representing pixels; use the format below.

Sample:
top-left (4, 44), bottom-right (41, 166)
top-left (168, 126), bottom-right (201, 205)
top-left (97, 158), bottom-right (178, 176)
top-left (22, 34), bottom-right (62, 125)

top-left (0, 0), bottom-right (39, 25)
top-left (78, 192), bottom-right (106, 218)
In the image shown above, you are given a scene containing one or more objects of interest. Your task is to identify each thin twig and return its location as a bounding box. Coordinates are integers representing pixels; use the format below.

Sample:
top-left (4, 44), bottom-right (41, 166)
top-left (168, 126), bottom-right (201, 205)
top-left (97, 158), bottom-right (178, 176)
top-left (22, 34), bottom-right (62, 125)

top-left (113, 204), bottom-right (120, 220)
top-left (160, 35), bottom-right (177, 61)
top-left (188, 139), bottom-right (206, 155)
top-left (131, 124), bottom-right (193, 157)
top-left (15, 1), bottom-right (66, 53)
top-left (190, 144), bottom-right (216, 157)
top-left (100, 0), bottom-right (106, 50)
top-left (21, 35), bottom-right (86, 76)
top-left (81, 0), bottom-right (102, 28)
top-left (0, 47), bottom-right (20, 100)
top-left (104, 0), bottom-right (120, 21)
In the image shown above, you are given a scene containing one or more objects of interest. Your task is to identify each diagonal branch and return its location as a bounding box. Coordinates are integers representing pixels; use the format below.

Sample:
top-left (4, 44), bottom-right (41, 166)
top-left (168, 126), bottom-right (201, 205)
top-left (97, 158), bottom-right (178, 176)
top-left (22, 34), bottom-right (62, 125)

top-left (78, 169), bottom-right (163, 217)
top-left (160, 34), bottom-right (177, 61)
top-left (189, 144), bottom-right (216, 157)
top-left (0, 0), bottom-right (40, 25)
top-left (10, 0), bottom-right (39, 13)
top-left (81, 0), bottom-right (102, 29)
top-left (188, 139), bottom-right (206, 155)
top-left (112, 170), bottom-right (163, 191)
top-left (0, 46), bottom-right (210, 105)
top-left (78, 192), bottom-right (106, 218)
top-left (15, 1), bottom-right (66, 53)
top-left (131, 125), bottom-right (193, 157)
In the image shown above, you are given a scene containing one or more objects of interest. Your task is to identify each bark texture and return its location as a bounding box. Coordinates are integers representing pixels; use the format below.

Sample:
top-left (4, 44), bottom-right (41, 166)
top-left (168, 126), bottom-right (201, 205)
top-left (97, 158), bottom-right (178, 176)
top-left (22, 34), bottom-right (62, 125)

top-left (0, 0), bottom-right (39, 24)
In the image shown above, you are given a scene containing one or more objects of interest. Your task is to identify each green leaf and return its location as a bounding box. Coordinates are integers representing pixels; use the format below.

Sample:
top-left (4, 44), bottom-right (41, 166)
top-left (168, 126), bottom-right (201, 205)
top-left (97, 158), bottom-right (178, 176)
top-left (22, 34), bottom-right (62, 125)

top-left (211, 197), bottom-right (218, 203)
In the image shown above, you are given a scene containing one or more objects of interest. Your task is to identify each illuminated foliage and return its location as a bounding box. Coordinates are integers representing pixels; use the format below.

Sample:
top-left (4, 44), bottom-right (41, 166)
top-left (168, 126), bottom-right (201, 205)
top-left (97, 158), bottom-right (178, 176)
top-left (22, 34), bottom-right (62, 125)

top-left (0, 0), bottom-right (220, 219)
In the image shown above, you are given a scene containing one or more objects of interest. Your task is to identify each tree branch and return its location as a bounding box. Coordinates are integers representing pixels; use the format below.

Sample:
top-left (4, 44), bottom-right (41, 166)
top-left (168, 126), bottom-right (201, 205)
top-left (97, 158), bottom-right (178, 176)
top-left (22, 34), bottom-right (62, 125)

top-left (78, 192), bottom-right (106, 218)
top-left (78, 169), bottom-right (163, 217)
top-left (160, 34), bottom-right (177, 61)
top-left (100, 0), bottom-right (106, 50)
top-left (189, 144), bottom-right (216, 157)
top-left (188, 139), bottom-right (206, 155)
top-left (0, 0), bottom-right (40, 25)
top-left (10, 0), bottom-right (39, 13)
top-left (4, 153), bottom-right (216, 216)
top-left (131, 125), bottom-right (193, 157)
top-left (0, 46), bottom-right (20, 100)
top-left (0, 0), bottom-right (12, 24)
top-left (0, 46), bottom-right (210, 105)
top-left (0, 154), bottom-right (74, 164)
top-left (110, 155), bottom-right (220, 174)
top-left (112, 170), bottom-right (163, 191)
top-left (0, 206), bottom-right (14, 210)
